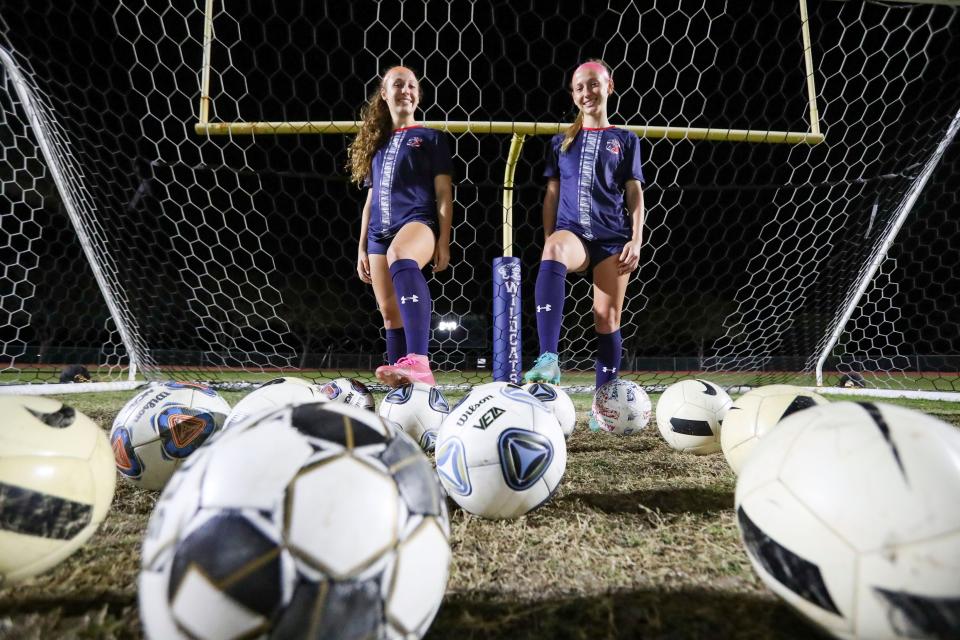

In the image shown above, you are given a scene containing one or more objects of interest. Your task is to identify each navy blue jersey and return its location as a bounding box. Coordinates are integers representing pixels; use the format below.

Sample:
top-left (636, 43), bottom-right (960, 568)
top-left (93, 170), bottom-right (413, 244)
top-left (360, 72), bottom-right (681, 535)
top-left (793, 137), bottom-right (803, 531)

top-left (366, 126), bottom-right (453, 240)
top-left (544, 126), bottom-right (645, 242)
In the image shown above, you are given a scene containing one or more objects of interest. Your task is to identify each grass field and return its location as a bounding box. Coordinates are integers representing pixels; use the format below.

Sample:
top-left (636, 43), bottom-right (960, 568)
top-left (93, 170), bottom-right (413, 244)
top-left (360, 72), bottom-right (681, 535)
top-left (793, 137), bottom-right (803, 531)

top-left (1, 388), bottom-right (958, 639)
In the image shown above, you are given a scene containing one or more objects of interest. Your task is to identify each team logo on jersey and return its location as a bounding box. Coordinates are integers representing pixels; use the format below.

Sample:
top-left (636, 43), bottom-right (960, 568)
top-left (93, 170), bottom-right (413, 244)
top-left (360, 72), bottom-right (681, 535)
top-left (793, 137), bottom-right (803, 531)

top-left (605, 139), bottom-right (621, 155)
top-left (406, 136), bottom-right (423, 148)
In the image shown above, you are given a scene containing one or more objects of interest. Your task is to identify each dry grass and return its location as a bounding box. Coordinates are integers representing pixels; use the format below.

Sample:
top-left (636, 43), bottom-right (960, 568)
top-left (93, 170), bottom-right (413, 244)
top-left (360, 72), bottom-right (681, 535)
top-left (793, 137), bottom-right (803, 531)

top-left (1, 392), bottom-right (957, 639)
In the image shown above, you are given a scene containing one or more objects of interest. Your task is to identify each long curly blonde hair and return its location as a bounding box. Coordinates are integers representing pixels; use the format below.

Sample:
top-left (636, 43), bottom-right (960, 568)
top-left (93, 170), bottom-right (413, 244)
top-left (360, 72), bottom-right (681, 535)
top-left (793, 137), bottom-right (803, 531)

top-left (346, 67), bottom-right (419, 186)
top-left (560, 59), bottom-right (612, 153)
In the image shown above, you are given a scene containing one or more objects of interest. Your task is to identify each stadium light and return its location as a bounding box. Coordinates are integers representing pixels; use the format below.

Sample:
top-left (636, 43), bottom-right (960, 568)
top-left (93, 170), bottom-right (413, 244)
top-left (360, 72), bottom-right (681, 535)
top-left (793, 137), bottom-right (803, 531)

top-left (437, 320), bottom-right (458, 332)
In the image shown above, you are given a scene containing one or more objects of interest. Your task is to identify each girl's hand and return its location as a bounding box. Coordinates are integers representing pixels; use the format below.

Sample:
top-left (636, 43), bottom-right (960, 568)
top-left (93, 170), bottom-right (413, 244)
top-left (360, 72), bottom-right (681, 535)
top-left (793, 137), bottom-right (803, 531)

top-left (432, 239), bottom-right (450, 273)
top-left (357, 249), bottom-right (372, 283)
top-left (617, 240), bottom-right (641, 275)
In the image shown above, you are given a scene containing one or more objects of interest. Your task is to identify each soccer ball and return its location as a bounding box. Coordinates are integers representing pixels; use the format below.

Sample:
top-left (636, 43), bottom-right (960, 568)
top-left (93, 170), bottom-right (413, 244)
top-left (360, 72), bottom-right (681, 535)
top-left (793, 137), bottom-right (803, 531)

top-left (223, 376), bottom-right (326, 430)
top-left (591, 379), bottom-right (652, 435)
top-left (736, 402), bottom-right (960, 639)
top-left (655, 379), bottom-right (733, 455)
top-left (523, 382), bottom-right (576, 439)
top-left (435, 382), bottom-right (566, 519)
top-left (110, 381), bottom-right (231, 490)
top-left (139, 401), bottom-right (450, 639)
top-left (320, 377), bottom-right (375, 411)
top-left (721, 384), bottom-right (827, 475)
top-left (0, 396), bottom-right (115, 584)
top-left (378, 382), bottom-right (450, 452)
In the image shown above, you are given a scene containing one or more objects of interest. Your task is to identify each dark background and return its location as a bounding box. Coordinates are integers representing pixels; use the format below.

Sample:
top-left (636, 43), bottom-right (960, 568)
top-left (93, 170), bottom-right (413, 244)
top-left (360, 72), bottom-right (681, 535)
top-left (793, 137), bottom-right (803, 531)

top-left (0, 0), bottom-right (957, 384)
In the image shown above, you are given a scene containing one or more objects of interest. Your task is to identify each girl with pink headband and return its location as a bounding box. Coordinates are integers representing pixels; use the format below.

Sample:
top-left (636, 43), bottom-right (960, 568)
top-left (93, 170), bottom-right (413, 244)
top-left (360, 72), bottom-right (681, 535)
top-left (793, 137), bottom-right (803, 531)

top-left (523, 59), bottom-right (646, 430)
top-left (347, 66), bottom-right (455, 387)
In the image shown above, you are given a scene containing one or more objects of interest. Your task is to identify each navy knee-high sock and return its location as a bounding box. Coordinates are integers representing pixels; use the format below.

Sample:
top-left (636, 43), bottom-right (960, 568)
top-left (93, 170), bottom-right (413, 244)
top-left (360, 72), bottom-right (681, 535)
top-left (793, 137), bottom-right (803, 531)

top-left (535, 260), bottom-right (567, 354)
top-left (596, 329), bottom-right (622, 388)
top-left (385, 327), bottom-right (406, 365)
top-left (389, 259), bottom-right (431, 356)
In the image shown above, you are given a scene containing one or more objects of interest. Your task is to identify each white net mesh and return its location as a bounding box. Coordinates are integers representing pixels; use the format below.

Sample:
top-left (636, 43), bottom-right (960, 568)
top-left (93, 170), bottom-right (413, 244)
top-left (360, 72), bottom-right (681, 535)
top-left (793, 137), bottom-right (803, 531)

top-left (0, 1), bottom-right (957, 393)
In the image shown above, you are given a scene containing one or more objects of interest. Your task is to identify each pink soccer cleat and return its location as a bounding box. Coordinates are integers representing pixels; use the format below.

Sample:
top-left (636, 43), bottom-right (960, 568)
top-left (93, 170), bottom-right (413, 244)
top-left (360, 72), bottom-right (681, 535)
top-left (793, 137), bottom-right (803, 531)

top-left (375, 353), bottom-right (436, 387)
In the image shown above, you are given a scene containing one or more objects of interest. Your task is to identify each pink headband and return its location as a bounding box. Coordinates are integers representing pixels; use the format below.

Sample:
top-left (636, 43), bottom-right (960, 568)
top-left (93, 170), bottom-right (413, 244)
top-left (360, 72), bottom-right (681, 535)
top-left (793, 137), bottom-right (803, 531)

top-left (575, 62), bottom-right (609, 77)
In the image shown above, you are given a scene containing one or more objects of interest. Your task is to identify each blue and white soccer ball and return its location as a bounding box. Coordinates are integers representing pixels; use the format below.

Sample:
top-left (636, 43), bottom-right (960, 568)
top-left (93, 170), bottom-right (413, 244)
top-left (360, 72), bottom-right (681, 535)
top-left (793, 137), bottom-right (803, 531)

top-left (591, 379), bottom-right (652, 435)
top-left (378, 382), bottom-right (450, 452)
top-left (435, 382), bottom-right (566, 519)
top-left (223, 376), bottom-right (326, 430)
top-left (139, 401), bottom-right (450, 640)
top-left (110, 382), bottom-right (231, 490)
top-left (522, 382), bottom-right (576, 439)
top-left (320, 377), bottom-right (375, 411)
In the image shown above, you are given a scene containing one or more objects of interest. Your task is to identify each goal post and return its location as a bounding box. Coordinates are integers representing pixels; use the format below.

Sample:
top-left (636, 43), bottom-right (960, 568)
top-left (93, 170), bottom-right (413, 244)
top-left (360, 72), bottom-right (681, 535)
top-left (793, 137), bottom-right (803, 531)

top-left (1, 0), bottom-right (958, 399)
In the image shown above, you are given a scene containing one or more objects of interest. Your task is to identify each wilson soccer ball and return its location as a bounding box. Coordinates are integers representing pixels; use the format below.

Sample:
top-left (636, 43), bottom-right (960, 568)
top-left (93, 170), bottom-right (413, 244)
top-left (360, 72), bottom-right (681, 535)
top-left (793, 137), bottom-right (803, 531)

top-left (0, 396), bottom-right (115, 584)
top-left (110, 381), bottom-right (231, 490)
top-left (523, 382), bottom-right (576, 439)
top-left (591, 379), bottom-right (652, 435)
top-left (223, 376), bottom-right (326, 430)
top-left (656, 379), bottom-right (733, 454)
top-left (378, 382), bottom-right (450, 452)
top-left (736, 402), bottom-right (960, 639)
top-left (435, 382), bottom-right (566, 519)
top-left (721, 385), bottom-right (827, 474)
top-left (320, 377), bottom-right (375, 411)
top-left (139, 401), bottom-right (450, 639)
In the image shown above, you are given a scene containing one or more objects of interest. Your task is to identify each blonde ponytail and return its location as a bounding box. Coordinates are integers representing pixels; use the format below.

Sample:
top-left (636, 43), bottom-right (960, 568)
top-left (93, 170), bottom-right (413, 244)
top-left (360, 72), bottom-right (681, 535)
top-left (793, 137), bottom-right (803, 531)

top-left (560, 112), bottom-right (583, 153)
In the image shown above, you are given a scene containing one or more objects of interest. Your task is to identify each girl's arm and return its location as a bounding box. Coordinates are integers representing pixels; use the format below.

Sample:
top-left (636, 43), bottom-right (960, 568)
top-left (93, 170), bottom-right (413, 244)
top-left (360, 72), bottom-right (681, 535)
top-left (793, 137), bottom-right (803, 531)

top-left (357, 189), bottom-right (373, 283)
top-left (433, 174), bottom-right (453, 272)
top-left (618, 180), bottom-right (644, 275)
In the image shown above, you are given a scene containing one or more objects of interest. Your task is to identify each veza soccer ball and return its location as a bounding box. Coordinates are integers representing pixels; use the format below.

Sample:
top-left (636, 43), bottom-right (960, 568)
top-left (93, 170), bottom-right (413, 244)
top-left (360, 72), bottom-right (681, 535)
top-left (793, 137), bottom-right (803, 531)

top-left (0, 396), bottom-right (115, 584)
top-left (656, 379), bottom-right (733, 454)
top-left (110, 381), bottom-right (231, 490)
top-left (223, 376), bottom-right (326, 430)
top-left (736, 402), bottom-right (960, 640)
top-left (523, 382), bottom-right (576, 439)
top-left (591, 379), bottom-right (652, 435)
top-left (378, 382), bottom-right (450, 452)
top-left (435, 382), bottom-right (566, 519)
top-left (320, 377), bottom-right (375, 411)
top-left (139, 401), bottom-right (450, 640)
top-left (721, 384), bottom-right (826, 475)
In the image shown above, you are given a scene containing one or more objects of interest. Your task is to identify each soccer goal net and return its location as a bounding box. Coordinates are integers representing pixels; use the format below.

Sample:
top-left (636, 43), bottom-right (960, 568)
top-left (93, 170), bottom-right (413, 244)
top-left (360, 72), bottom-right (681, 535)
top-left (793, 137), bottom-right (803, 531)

top-left (0, 1), bottom-right (958, 396)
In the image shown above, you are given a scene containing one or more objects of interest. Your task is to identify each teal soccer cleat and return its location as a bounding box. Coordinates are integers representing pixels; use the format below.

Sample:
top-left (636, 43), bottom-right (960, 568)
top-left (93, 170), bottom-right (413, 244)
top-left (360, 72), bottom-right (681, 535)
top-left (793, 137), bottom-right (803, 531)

top-left (523, 352), bottom-right (561, 385)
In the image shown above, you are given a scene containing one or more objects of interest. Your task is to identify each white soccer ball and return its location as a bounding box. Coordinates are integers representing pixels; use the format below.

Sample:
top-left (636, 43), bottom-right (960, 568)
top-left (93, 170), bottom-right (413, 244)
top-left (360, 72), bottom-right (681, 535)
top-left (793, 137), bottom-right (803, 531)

top-left (378, 382), bottom-right (450, 452)
top-left (736, 401), bottom-right (960, 640)
top-left (721, 384), bottom-right (827, 475)
top-left (590, 379), bottom-right (652, 435)
top-left (139, 401), bottom-right (450, 640)
top-left (109, 381), bottom-right (231, 490)
top-left (0, 396), bottom-right (115, 584)
top-left (223, 376), bottom-right (326, 430)
top-left (523, 382), bottom-right (576, 439)
top-left (656, 379), bottom-right (733, 454)
top-left (319, 377), bottom-right (375, 411)
top-left (435, 382), bottom-right (566, 519)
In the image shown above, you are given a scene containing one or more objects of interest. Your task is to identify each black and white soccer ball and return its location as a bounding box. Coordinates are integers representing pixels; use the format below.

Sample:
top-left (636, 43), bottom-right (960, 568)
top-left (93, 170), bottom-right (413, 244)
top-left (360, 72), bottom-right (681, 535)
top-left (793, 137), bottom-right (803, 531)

top-left (435, 382), bottom-right (566, 519)
top-left (736, 401), bottom-right (960, 639)
top-left (720, 384), bottom-right (827, 475)
top-left (0, 396), bottom-right (115, 584)
top-left (378, 382), bottom-right (450, 452)
top-left (223, 376), bottom-right (326, 430)
top-left (320, 377), bottom-right (376, 411)
top-left (655, 379), bottom-right (732, 455)
top-left (139, 401), bottom-right (450, 639)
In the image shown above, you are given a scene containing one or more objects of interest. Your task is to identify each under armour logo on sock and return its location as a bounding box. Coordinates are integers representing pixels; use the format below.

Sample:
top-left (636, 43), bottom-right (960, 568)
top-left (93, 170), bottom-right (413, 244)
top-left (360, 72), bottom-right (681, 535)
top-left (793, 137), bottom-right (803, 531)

top-left (400, 295), bottom-right (419, 304)
top-left (536, 304), bottom-right (552, 312)
top-left (601, 366), bottom-right (617, 373)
